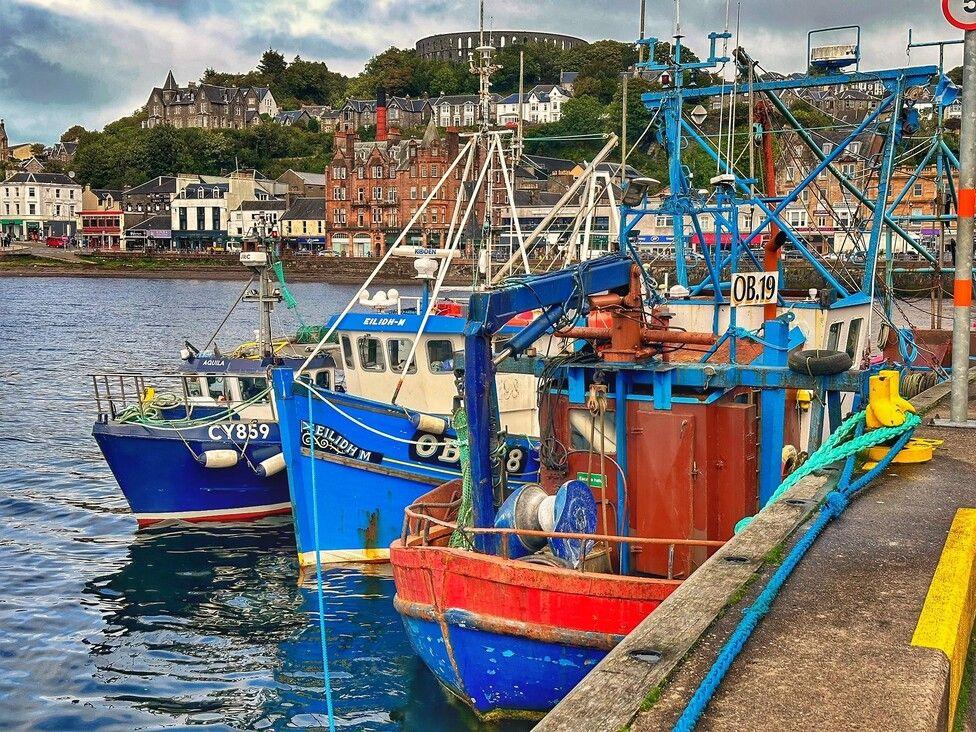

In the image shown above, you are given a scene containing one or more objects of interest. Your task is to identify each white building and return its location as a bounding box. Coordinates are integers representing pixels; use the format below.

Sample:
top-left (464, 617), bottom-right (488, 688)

top-left (229, 199), bottom-right (287, 241)
top-left (170, 172), bottom-right (272, 250)
top-left (431, 94), bottom-right (498, 127)
top-left (0, 172), bottom-right (82, 240)
top-left (252, 87), bottom-right (279, 119)
top-left (496, 84), bottom-right (573, 125)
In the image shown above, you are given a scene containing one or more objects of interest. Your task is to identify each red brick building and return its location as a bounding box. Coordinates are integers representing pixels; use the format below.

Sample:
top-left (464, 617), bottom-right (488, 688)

top-left (324, 120), bottom-right (468, 256)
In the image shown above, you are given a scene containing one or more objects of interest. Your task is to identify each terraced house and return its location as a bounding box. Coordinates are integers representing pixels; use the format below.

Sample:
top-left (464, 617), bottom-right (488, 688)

top-left (143, 71), bottom-right (277, 130)
top-left (0, 171), bottom-right (82, 240)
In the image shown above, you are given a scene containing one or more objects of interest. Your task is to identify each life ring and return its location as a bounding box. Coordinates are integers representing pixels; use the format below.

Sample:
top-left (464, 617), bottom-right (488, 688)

top-left (787, 349), bottom-right (853, 376)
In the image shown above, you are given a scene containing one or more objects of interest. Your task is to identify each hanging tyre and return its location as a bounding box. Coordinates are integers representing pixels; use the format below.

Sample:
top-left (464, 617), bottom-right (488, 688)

top-left (787, 349), bottom-right (853, 376)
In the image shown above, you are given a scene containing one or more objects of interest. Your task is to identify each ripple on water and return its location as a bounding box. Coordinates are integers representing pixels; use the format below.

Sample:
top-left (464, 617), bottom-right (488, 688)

top-left (1, 277), bottom-right (529, 731)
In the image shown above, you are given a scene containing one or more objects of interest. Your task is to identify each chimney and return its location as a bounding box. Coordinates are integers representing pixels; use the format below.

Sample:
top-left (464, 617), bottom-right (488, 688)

top-left (376, 86), bottom-right (388, 142)
top-left (446, 126), bottom-right (460, 159)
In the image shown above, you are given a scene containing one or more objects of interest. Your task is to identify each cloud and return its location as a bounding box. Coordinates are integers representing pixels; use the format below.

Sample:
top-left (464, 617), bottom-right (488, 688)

top-left (0, 0), bottom-right (963, 144)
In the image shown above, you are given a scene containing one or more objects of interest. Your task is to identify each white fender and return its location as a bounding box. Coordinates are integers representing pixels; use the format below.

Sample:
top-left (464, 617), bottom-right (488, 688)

top-left (412, 413), bottom-right (448, 435)
top-left (256, 452), bottom-right (286, 478)
top-left (537, 495), bottom-right (557, 533)
top-left (197, 450), bottom-right (239, 469)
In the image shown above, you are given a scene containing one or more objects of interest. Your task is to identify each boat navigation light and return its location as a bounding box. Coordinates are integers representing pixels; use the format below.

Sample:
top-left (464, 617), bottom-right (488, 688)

top-left (690, 104), bottom-right (707, 125)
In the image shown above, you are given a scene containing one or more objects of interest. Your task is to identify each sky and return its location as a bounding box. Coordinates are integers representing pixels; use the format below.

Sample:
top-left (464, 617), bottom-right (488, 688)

top-left (0, 0), bottom-right (967, 144)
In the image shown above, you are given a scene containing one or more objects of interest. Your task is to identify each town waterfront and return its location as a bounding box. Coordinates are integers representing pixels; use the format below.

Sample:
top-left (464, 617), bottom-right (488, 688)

top-left (0, 276), bottom-right (525, 731)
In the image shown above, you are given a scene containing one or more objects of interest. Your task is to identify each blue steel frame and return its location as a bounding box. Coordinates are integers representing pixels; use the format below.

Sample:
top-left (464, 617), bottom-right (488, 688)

top-left (624, 32), bottom-right (937, 300)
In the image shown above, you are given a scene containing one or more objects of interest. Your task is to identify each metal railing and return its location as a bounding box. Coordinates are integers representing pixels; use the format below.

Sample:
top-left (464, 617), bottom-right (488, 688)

top-left (401, 494), bottom-right (726, 579)
top-left (90, 371), bottom-right (267, 421)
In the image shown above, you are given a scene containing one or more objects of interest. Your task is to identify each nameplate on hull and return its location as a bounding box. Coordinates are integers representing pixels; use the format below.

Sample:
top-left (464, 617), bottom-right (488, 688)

top-left (300, 422), bottom-right (383, 464)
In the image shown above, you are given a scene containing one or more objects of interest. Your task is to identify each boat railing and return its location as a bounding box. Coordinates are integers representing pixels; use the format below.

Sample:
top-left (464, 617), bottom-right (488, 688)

top-left (90, 371), bottom-right (264, 421)
top-left (401, 497), bottom-right (726, 579)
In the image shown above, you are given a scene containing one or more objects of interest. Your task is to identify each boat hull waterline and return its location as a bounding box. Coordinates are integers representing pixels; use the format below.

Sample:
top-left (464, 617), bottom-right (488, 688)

top-left (93, 420), bottom-right (291, 526)
top-left (390, 542), bottom-right (679, 719)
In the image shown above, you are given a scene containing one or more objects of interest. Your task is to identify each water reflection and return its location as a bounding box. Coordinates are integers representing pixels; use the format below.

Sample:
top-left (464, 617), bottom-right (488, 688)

top-left (84, 523), bottom-right (522, 730)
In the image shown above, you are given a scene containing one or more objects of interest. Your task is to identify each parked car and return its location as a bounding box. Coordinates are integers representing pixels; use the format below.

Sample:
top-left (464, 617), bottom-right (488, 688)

top-left (45, 236), bottom-right (68, 248)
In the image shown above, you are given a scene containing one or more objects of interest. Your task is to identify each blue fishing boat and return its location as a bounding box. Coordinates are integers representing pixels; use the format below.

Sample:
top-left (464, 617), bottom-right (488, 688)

top-left (272, 302), bottom-right (541, 566)
top-left (92, 244), bottom-right (340, 527)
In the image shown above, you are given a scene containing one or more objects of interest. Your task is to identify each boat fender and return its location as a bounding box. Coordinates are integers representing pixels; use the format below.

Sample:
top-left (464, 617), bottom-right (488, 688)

top-left (255, 452), bottom-right (286, 478)
top-left (197, 449), bottom-right (239, 469)
top-left (411, 413), bottom-right (448, 435)
top-left (787, 349), bottom-right (853, 376)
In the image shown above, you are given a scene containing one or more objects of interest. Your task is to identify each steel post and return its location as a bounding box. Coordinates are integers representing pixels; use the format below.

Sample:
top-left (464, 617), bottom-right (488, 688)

top-left (951, 31), bottom-right (976, 423)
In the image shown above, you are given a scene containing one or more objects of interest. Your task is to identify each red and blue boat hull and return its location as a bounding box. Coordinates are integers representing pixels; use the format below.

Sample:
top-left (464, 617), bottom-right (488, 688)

top-left (390, 541), bottom-right (679, 719)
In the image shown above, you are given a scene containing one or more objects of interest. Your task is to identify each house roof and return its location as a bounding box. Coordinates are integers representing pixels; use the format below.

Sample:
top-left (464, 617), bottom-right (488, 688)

top-left (560, 71), bottom-right (579, 86)
top-left (93, 188), bottom-right (124, 203)
top-left (276, 109), bottom-right (311, 124)
top-left (281, 197), bottom-right (327, 221)
top-left (125, 175), bottom-right (185, 196)
top-left (596, 162), bottom-right (643, 179)
top-left (237, 199), bottom-right (287, 211)
top-left (288, 170), bottom-right (328, 185)
top-left (163, 70), bottom-right (178, 91)
top-left (523, 154), bottom-right (578, 174)
top-left (124, 214), bottom-right (171, 233)
top-left (178, 182), bottom-right (229, 198)
top-left (2, 171), bottom-right (77, 185)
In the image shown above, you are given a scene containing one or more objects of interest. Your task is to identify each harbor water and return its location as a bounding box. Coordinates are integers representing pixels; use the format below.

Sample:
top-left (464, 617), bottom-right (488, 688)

top-left (0, 276), bottom-right (527, 731)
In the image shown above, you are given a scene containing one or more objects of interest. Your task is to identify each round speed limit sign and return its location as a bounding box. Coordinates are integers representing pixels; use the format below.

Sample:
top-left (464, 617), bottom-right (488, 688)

top-left (945, 0), bottom-right (976, 30)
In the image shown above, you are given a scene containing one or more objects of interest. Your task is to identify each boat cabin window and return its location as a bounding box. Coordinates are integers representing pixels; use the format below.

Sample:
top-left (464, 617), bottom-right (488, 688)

top-left (826, 322), bottom-right (842, 353)
top-left (357, 336), bottom-right (386, 372)
top-left (340, 335), bottom-right (355, 369)
top-left (185, 377), bottom-right (204, 398)
top-left (239, 376), bottom-right (270, 403)
top-left (427, 339), bottom-right (455, 373)
top-left (846, 318), bottom-right (862, 360)
top-left (205, 375), bottom-right (230, 401)
top-left (387, 338), bottom-right (417, 374)
top-left (313, 370), bottom-right (331, 389)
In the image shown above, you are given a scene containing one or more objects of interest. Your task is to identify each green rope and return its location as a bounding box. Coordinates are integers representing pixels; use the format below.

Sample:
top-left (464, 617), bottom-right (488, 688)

top-left (272, 260), bottom-right (300, 313)
top-left (450, 407), bottom-right (474, 548)
top-left (116, 388), bottom-right (272, 430)
top-left (736, 409), bottom-right (923, 533)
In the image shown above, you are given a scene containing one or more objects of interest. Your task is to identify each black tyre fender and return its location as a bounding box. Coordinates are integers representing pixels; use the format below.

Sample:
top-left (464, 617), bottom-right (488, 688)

top-left (787, 349), bottom-right (853, 376)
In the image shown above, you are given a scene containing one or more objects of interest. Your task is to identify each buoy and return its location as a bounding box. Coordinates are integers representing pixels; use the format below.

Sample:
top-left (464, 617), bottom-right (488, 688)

top-left (255, 452), bottom-right (286, 477)
top-left (196, 450), bottom-right (239, 469)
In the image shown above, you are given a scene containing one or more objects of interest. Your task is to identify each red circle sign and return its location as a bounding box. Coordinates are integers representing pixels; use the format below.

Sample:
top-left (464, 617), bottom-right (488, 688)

top-left (945, 0), bottom-right (976, 30)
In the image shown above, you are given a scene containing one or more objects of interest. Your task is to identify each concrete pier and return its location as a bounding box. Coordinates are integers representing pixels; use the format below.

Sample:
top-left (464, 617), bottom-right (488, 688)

top-left (540, 384), bottom-right (976, 732)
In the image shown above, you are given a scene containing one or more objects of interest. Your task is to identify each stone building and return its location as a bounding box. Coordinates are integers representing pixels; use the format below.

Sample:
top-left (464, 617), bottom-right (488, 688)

top-left (0, 119), bottom-right (8, 163)
top-left (323, 120), bottom-right (464, 256)
top-left (431, 93), bottom-right (498, 127)
top-left (416, 30), bottom-right (585, 61)
top-left (276, 170), bottom-right (328, 206)
top-left (143, 71), bottom-right (275, 130)
top-left (339, 96), bottom-right (432, 132)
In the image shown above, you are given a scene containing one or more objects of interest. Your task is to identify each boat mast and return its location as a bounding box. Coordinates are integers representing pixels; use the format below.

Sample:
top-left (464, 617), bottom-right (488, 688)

top-left (241, 214), bottom-right (282, 358)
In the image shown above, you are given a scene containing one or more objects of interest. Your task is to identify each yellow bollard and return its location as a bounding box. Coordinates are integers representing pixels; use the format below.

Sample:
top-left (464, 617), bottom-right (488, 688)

top-left (865, 370), bottom-right (916, 429)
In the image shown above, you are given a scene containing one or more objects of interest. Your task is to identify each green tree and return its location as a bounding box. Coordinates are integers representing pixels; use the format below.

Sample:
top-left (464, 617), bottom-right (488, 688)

top-left (60, 125), bottom-right (88, 142)
top-left (258, 48), bottom-right (287, 80)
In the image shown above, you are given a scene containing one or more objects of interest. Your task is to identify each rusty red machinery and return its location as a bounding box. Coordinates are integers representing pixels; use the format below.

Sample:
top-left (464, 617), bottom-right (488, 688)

top-left (555, 264), bottom-right (718, 362)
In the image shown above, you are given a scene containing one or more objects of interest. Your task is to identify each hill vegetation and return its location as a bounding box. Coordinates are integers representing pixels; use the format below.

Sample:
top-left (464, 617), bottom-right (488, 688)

top-left (57, 40), bottom-right (727, 189)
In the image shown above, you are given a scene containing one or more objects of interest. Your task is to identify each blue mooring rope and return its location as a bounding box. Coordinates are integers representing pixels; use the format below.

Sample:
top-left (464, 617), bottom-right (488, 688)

top-left (307, 385), bottom-right (337, 732)
top-left (672, 414), bottom-right (920, 731)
